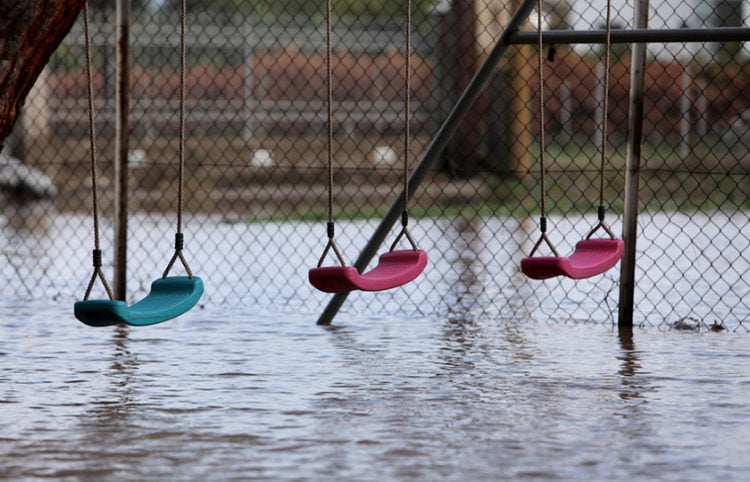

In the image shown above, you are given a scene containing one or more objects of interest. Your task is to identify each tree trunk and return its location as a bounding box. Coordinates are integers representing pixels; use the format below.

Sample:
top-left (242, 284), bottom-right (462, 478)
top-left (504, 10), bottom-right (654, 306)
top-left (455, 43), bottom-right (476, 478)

top-left (0, 0), bottom-right (86, 149)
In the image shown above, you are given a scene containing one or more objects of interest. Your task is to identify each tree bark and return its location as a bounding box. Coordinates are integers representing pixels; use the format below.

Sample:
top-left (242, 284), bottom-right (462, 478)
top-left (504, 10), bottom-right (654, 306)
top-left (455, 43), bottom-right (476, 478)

top-left (0, 0), bottom-right (86, 149)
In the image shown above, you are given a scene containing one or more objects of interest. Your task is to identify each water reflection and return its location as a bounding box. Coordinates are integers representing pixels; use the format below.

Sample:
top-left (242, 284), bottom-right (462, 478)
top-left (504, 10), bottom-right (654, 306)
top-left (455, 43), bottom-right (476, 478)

top-left (437, 315), bottom-right (479, 391)
top-left (439, 214), bottom-right (539, 322)
top-left (443, 217), bottom-right (484, 321)
top-left (616, 326), bottom-right (645, 401)
top-left (85, 325), bottom-right (139, 429)
top-left (611, 326), bottom-right (659, 457)
top-left (505, 216), bottom-right (537, 319)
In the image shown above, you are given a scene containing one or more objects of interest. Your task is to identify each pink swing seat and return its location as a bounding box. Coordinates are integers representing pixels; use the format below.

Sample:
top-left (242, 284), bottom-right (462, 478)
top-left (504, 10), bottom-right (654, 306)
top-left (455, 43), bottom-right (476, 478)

top-left (521, 238), bottom-right (624, 280)
top-left (309, 249), bottom-right (428, 293)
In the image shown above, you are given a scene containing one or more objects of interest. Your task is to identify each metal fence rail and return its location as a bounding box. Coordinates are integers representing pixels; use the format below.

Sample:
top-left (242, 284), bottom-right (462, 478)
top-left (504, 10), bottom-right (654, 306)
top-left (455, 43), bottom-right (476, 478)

top-left (2, 0), bottom-right (750, 331)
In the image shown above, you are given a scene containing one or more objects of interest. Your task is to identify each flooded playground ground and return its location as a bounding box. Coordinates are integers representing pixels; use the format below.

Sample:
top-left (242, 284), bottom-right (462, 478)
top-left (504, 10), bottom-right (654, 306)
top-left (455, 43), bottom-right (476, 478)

top-left (1, 305), bottom-right (749, 481)
top-left (1, 212), bottom-right (749, 480)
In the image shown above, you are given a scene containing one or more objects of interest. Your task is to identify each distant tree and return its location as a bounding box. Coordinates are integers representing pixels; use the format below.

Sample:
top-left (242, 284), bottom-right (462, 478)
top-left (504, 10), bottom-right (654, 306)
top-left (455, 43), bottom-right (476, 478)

top-left (0, 0), bottom-right (86, 149)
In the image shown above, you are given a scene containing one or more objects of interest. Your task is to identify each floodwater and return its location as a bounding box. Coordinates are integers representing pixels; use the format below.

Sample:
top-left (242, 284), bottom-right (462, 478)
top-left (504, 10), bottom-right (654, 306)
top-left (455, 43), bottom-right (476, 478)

top-left (2, 211), bottom-right (750, 480)
top-left (1, 305), bottom-right (750, 481)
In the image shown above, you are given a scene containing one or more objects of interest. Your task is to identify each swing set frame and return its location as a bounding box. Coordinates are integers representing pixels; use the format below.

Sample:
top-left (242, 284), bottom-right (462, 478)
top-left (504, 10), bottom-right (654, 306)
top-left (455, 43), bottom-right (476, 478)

top-left (314, 0), bottom-right (750, 327)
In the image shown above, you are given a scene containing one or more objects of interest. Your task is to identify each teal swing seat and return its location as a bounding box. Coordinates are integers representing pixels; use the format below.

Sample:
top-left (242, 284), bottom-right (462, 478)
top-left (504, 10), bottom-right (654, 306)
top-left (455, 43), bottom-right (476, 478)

top-left (74, 2), bottom-right (202, 328)
top-left (74, 276), bottom-right (204, 327)
top-left (127, 277), bottom-right (204, 326)
top-left (74, 299), bottom-right (129, 327)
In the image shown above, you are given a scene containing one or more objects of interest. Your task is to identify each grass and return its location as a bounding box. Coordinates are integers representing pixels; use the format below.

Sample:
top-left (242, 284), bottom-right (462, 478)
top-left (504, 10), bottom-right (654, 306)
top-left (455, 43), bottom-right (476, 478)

top-left (228, 171), bottom-right (749, 225)
top-left (221, 136), bottom-right (750, 225)
top-left (231, 175), bottom-right (620, 225)
top-left (230, 199), bottom-right (514, 224)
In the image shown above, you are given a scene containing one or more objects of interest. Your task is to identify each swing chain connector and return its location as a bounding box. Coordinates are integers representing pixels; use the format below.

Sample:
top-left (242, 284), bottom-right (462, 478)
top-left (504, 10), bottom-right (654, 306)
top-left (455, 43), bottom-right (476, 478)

top-left (586, 220), bottom-right (617, 240)
top-left (528, 216), bottom-right (560, 258)
top-left (92, 248), bottom-right (103, 267)
top-left (84, 249), bottom-right (114, 301)
top-left (163, 231), bottom-right (194, 279)
top-left (317, 222), bottom-right (347, 267)
top-left (389, 210), bottom-right (419, 252)
top-left (585, 205), bottom-right (617, 240)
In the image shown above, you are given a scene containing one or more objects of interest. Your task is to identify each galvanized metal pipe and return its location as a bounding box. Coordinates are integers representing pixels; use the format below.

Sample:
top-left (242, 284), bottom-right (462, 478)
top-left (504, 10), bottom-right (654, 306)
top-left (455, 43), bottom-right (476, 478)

top-left (618, 0), bottom-right (650, 327)
top-left (508, 27), bottom-right (750, 45)
top-left (315, 0), bottom-right (538, 325)
top-left (114, 0), bottom-right (130, 301)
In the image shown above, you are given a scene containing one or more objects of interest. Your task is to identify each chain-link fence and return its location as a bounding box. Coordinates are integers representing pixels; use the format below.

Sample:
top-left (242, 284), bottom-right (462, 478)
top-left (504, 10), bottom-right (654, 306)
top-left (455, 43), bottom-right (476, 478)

top-left (1, 0), bottom-right (749, 330)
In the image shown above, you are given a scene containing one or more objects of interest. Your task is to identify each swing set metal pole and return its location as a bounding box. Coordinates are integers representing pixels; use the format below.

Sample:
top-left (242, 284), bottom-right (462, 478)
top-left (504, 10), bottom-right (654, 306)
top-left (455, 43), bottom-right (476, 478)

top-left (114, 0), bottom-right (130, 301)
top-left (315, 0), bottom-right (538, 325)
top-left (618, 0), bottom-right (650, 328)
top-left (314, 0), bottom-right (750, 327)
top-left (508, 27), bottom-right (750, 45)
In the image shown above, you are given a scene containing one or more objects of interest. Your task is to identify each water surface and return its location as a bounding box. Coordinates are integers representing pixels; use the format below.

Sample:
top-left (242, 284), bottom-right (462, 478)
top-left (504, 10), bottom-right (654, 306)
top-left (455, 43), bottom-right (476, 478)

top-left (2, 305), bottom-right (748, 481)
